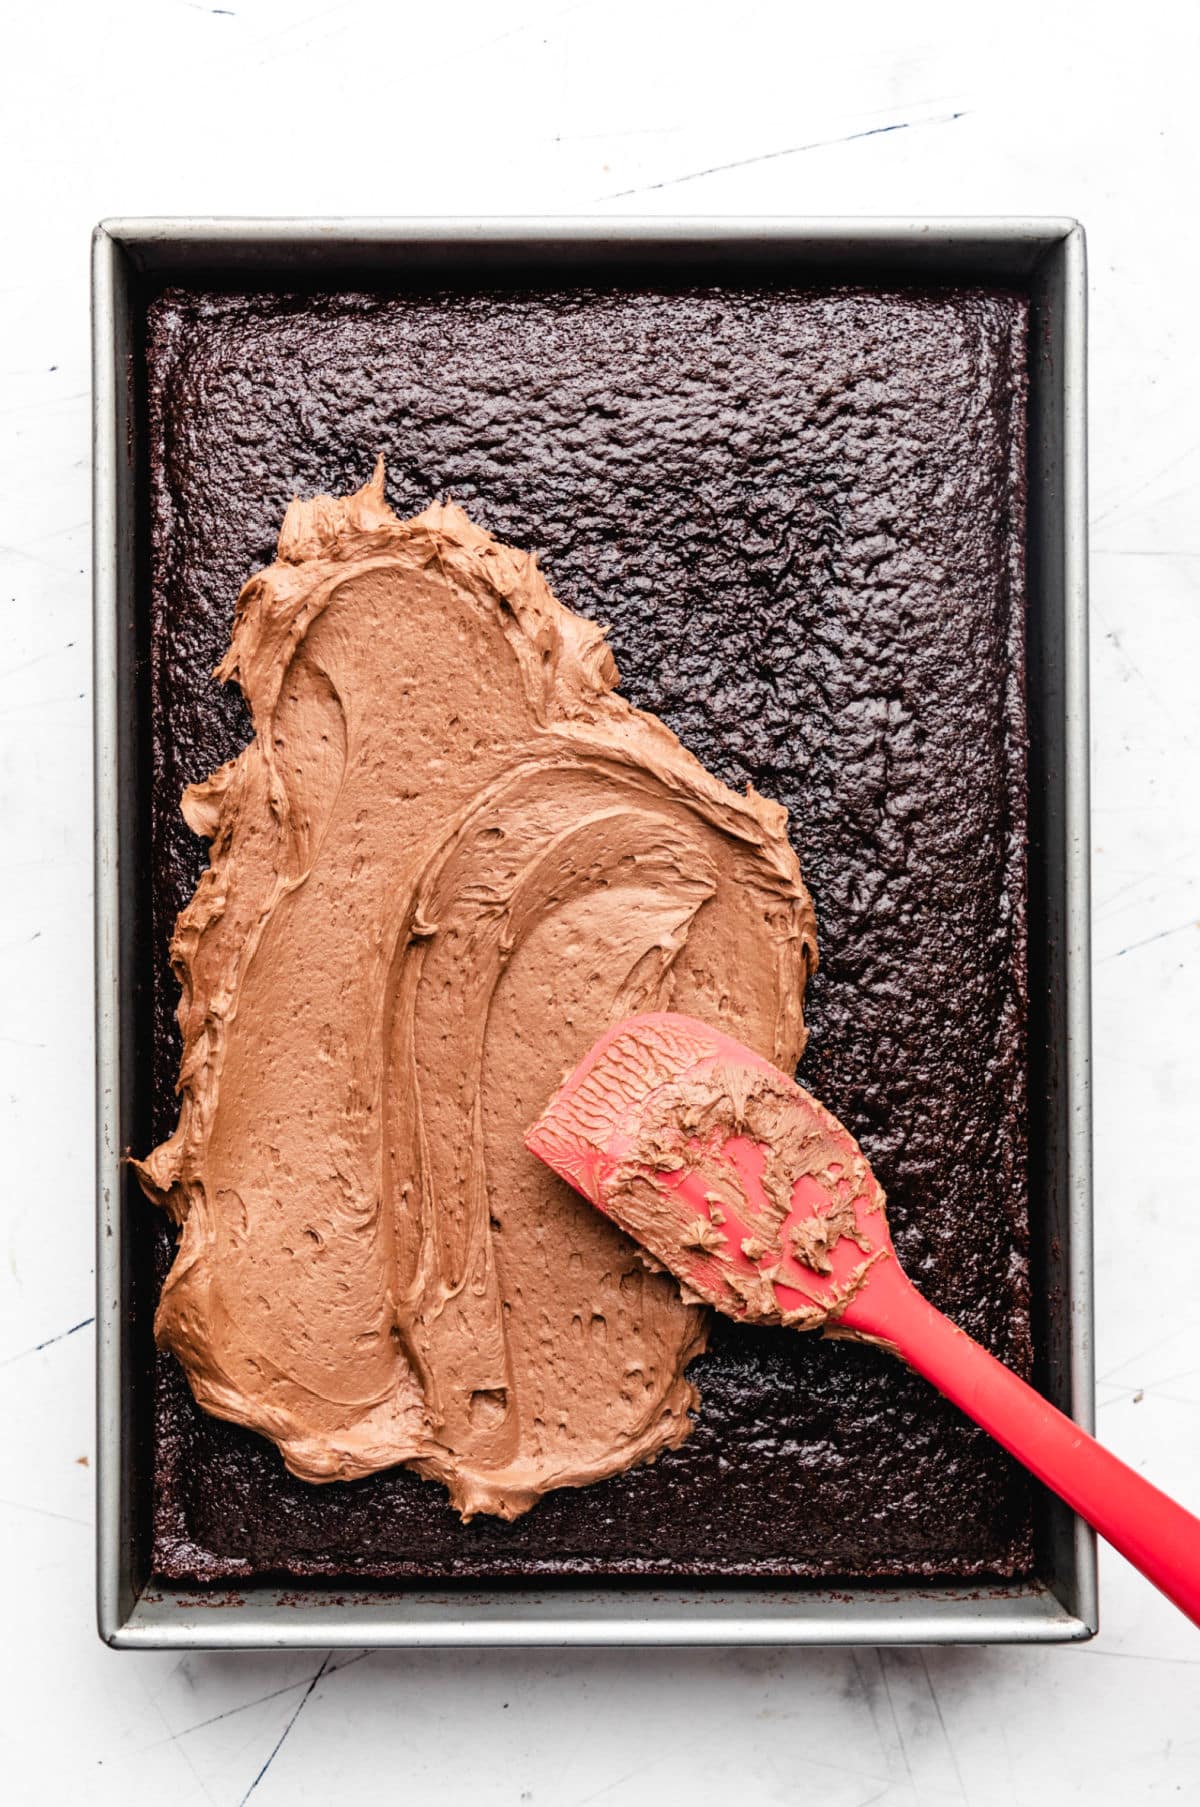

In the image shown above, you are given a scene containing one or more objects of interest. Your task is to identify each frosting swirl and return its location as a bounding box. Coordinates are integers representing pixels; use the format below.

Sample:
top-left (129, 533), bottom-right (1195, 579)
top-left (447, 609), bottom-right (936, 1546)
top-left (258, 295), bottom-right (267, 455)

top-left (135, 463), bottom-right (817, 1518)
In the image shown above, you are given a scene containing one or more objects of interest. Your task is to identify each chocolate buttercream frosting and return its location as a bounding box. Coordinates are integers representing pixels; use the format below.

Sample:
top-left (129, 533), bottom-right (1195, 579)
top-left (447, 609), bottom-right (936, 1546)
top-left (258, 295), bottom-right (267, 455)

top-left (135, 462), bottom-right (817, 1520)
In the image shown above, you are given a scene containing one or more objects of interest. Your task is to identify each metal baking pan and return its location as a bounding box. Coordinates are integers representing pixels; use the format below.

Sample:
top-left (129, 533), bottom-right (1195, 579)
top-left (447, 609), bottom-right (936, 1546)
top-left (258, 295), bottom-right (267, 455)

top-left (93, 217), bottom-right (1093, 1648)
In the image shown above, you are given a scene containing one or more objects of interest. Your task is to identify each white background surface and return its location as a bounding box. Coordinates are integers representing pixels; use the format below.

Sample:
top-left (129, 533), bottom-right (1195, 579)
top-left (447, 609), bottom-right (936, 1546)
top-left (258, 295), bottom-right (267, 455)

top-left (3, 0), bottom-right (1199, 1800)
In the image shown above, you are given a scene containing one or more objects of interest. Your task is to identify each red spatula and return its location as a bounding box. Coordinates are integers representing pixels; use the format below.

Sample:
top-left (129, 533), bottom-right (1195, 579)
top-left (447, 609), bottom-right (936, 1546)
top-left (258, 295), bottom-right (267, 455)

top-left (526, 1011), bottom-right (1200, 1628)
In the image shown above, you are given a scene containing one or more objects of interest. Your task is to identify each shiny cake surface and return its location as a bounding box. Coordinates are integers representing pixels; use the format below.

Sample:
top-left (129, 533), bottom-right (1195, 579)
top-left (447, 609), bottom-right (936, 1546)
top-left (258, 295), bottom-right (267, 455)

top-left (145, 282), bottom-right (1031, 1580)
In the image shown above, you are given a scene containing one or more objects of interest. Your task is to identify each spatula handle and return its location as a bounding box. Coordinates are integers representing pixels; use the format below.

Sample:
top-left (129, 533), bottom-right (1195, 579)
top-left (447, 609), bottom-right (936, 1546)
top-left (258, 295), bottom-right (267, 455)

top-left (850, 1258), bottom-right (1200, 1628)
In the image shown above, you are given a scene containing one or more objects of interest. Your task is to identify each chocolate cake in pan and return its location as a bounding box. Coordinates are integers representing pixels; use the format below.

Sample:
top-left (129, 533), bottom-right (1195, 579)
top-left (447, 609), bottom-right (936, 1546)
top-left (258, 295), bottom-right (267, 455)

top-left (143, 281), bottom-right (1031, 1581)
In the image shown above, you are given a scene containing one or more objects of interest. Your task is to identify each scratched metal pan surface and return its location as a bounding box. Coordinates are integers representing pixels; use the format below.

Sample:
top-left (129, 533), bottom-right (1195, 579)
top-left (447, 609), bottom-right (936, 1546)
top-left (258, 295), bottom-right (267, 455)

top-left (92, 218), bottom-right (1093, 1648)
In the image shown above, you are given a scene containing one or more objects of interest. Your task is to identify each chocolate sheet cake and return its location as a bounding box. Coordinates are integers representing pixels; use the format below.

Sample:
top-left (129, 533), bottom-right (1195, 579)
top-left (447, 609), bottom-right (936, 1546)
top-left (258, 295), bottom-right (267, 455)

top-left (144, 282), bottom-right (1032, 1581)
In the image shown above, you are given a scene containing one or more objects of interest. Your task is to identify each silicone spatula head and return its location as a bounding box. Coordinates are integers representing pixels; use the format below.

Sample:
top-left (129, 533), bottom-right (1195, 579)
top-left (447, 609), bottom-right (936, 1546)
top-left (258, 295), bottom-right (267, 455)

top-left (525, 1011), bottom-right (892, 1333)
